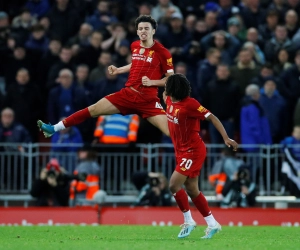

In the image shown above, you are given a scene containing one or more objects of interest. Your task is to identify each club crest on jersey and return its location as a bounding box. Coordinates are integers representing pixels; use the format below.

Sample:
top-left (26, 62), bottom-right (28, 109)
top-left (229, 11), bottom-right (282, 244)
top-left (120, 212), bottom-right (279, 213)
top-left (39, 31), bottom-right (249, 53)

top-left (148, 50), bottom-right (154, 57)
top-left (169, 105), bottom-right (173, 113)
top-left (146, 57), bottom-right (153, 63)
top-left (133, 49), bottom-right (137, 52)
top-left (139, 48), bottom-right (145, 54)
top-left (197, 105), bottom-right (207, 113)
top-left (167, 58), bottom-right (173, 66)
top-left (180, 167), bottom-right (186, 172)
top-left (174, 108), bottom-right (179, 116)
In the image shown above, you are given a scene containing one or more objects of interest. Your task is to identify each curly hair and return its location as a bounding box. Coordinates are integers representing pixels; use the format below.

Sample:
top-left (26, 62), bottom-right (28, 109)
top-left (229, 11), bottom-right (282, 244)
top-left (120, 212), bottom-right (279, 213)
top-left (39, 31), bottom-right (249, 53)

top-left (165, 74), bottom-right (191, 101)
top-left (135, 15), bottom-right (157, 30)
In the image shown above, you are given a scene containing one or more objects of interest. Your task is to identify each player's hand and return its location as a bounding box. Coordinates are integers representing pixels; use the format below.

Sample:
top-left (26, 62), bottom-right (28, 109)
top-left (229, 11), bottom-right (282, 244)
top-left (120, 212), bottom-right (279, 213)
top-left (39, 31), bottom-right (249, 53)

top-left (142, 76), bottom-right (152, 86)
top-left (108, 65), bottom-right (118, 75)
top-left (224, 138), bottom-right (238, 151)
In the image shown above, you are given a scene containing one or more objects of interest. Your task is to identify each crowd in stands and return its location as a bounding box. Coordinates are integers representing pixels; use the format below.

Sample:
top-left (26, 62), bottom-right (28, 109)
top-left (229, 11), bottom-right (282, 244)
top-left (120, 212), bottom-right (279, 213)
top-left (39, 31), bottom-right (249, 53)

top-left (0, 0), bottom-right (300, 149)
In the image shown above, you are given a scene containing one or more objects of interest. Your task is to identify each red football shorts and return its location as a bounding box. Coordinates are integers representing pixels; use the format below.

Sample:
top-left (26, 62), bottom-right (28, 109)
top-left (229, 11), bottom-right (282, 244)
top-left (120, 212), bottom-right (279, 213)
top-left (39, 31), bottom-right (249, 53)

top-left (105, 87), bottom-right (165, 118)
top-left (175, 143), bottom-right (206, 178)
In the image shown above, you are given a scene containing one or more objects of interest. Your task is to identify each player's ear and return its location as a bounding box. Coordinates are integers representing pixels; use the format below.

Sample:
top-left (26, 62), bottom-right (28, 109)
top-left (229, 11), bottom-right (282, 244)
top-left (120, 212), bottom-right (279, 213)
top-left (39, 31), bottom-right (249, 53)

top-left (152, 29), bottom-right (155, 35)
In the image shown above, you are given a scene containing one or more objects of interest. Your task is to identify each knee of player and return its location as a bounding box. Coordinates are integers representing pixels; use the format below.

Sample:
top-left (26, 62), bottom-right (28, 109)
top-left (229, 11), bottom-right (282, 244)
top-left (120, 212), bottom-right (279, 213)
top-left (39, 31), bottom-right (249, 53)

top-left (169, 182), bottom-right (180, 194)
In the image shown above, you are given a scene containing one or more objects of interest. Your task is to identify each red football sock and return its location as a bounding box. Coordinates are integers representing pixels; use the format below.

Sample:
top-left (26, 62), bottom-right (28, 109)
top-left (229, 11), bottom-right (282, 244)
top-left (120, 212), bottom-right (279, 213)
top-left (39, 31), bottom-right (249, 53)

top-left (191, 192), bottom-right (211, 217)
top-left (173, 189), bottom-right (190, 212)
top-left (62, 108), bottom-right (92, 128)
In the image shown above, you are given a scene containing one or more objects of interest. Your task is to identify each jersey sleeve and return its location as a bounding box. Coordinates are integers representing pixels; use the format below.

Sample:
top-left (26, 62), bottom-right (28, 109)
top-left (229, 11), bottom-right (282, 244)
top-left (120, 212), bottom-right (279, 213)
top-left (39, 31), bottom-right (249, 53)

top-left (189, 99), bottom-right (211, 120)
top-left (159, 47), bottom-right (174, 75)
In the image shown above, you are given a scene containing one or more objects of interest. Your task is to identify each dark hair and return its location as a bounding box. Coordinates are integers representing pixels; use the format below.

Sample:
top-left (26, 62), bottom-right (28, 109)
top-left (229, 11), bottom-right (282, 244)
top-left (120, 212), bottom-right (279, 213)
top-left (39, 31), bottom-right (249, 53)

top-left (135, 15), bottom-right (157, 30)
top-left (261, 62), bottom-right (273, 70)
top-left (165, 74), bottom-right (191, 100)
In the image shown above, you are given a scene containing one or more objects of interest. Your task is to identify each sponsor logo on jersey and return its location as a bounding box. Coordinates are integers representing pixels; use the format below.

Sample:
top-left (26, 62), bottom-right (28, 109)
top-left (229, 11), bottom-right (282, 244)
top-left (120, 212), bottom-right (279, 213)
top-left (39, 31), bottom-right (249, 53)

top-left (148, 50), bottom-right (154, 57)
top-left (180, 167), bottom-right (186, 171)
top-left (197, 105), bottom-right (207, 113)
top-left (155, 102), bottom-right (163, 109)
top-left (167, 58), bottom-right (173, 66)
top-left (146, 57), bottom-right (153, 63)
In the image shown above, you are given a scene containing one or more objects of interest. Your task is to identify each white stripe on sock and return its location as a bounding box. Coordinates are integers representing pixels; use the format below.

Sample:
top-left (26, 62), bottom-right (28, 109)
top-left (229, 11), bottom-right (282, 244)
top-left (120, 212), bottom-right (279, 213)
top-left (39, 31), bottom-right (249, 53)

top-left (54, 121), bottom-right (66, 132)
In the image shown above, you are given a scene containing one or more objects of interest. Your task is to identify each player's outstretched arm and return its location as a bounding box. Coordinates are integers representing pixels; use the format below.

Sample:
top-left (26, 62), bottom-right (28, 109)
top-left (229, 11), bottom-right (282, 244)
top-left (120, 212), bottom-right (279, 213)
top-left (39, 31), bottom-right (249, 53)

top-left (206, 114), bottom-right (238, 151)
top-left (142, 72), bottom-right (174, 87)
top-left (108, 63), bottom-right (132, 75)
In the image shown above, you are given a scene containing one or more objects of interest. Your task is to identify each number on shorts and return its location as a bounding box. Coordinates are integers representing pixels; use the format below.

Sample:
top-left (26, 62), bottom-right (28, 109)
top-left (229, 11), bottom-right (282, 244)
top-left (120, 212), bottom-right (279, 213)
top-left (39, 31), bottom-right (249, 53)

top-left (180, 158), bottom-right (193, 169)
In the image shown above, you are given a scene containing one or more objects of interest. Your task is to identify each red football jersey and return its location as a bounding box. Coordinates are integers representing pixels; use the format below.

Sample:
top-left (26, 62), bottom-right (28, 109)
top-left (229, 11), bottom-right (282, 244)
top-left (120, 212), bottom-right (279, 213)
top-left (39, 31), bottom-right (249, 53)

top-left (166, 96), bottom-right (211, 155)
top-left (126, 40), bottom-right (174, 95)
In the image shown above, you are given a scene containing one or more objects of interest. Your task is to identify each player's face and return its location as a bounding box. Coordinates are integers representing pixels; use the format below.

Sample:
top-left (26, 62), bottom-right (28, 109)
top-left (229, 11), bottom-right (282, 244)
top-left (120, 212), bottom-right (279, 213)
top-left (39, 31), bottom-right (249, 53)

top-left (137, 22), bottom-right (155, 42)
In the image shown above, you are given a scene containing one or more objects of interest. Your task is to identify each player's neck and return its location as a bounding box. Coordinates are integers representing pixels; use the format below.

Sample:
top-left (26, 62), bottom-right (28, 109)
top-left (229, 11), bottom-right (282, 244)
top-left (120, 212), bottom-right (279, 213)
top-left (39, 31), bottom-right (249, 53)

top-left (140, 39), bottom-right (155, 48)
top-left (171, 97), bottom-right (179, 103)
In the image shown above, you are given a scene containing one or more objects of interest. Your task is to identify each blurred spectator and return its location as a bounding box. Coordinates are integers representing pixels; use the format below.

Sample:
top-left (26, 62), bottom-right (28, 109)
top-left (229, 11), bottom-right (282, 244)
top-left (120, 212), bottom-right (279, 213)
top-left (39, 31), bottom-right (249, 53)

top-left (101, 23), bottom-right (127, 52)
top-left (240, 84), bottom-right (272, 152)
top-left (240, 0), bottom-right (265, 29)
top-left (273, 48), bottom-right (293, 76)
top-left (4, 45), bottom-right (33, 87)
top-left (47, 69), bottom-right (89, 125)
top-left (151, 0), bottom-right (183, 24)
top-left (250, 63), bottom-right (274, 87)
top-left (227, 16), bottom-right (245, 42)
top-left (196, 48), bottom-right (221, 101)
top-left (278, 50), bottom-right (300, 134)
top-left (4, 68), bottom-right (42, 141)
top-left (92, 69), bottom-right (125, 103)
top-left (47, 46), bottom-right (75, 89)
top-left (69, 147), bottom-right (101, 206)
top-left (67, 22), bottom-right (93, 48)
top-left (201, 31), bottom-right (240, 65)
top-left (281, 125), bottom-right (300, 160)
top-left (204, 64), bottom-right (240, 144)
top-left (47, 0), bottom-right (81, 43)
top-left (280, 126), bottom-right (300, 197)
top-left (88, 51), bottom-right (112, 84)
top-left (25, 24), bottom-right (49, 53)
top-left (258, 9), bottom-right (279, 40)
top-left (11, 8), bottom-right (38, 42)
top-left (264, 25), bottom-right (294, 63)
top-left (93, 114), bottom-right (139, 144)
top-left (75, 31), bottom-right (103, 70)
top-left (113, 39), bottom-right (131, 67)
top-left (221, 167), bottom-right (256, 207)
top-left (267, 0), bottom-right (287, 23)
top-left (25, 0), bottom-right (51, 19)
top-left (184, 14), bottom-right (197, 33)
top-left (74, 64), bottom-right (90, 88)
top-left (209, 147), bottom-right (245, 201)
top-left (287, 0), bottom-right (300, 14)
top-left (85, 0), bottom-right (118, 31)
top-left (204, 11), bottom-right (220, 33)
top-left (294, 98), bottom-right (300, 126)
top-left (243, 41), bottom-right (265, 65)
top-left (230, 48), bottom-right (260, 96)
top-left (285, 10), bottom-right (299, 39)
top-left (259, 78), bottom-right (286, 143)
top-left (0, 11), bottom-right (10, 51)
top-left (245, 27), bottom-right (264, 51)
top-left (192, 19), bottom-right (209, 42)
top-left (132, 171), bottom-right (172, 206)
top-left (30, 158), bottom-right (70, 206)
top-left (51, 117), bottom-right (83, 172)
top-left (36, 38), bottom-right (61, 90)
top-left (159, 12), bottom-right (192, 63)
top-left (0, 107), bottom-right (31, 151)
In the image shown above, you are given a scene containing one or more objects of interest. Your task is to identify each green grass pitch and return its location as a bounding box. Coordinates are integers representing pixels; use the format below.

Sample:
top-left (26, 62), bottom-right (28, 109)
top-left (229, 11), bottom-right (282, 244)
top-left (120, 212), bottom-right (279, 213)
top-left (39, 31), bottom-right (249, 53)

top-left (0, 226), bottom-right (299, 250)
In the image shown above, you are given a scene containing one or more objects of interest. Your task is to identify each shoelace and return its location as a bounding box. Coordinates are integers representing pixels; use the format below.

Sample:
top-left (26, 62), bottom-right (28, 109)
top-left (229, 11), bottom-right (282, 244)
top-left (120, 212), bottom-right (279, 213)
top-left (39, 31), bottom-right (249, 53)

top-left (180, 223), bottom-right (189, 229)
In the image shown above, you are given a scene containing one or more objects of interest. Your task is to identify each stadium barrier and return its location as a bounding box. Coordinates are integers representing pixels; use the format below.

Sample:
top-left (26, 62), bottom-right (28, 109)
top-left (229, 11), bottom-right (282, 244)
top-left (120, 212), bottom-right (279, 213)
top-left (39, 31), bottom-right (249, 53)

top-left (0, 143), bottom-right (299, 199)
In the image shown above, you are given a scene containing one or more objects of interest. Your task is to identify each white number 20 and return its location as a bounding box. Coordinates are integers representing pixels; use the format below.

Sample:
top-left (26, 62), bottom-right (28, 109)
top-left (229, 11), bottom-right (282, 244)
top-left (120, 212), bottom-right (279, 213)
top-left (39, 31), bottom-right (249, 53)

top-left (180, 158), bottom-right (193, 169)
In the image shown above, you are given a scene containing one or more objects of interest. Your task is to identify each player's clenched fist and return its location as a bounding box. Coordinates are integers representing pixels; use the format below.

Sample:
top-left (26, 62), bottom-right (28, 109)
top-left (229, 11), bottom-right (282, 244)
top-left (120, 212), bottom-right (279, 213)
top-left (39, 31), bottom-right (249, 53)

top-left (108, 65), bottom-right (117, 75)
top-left (142, 76), bottom-right (152, 86)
